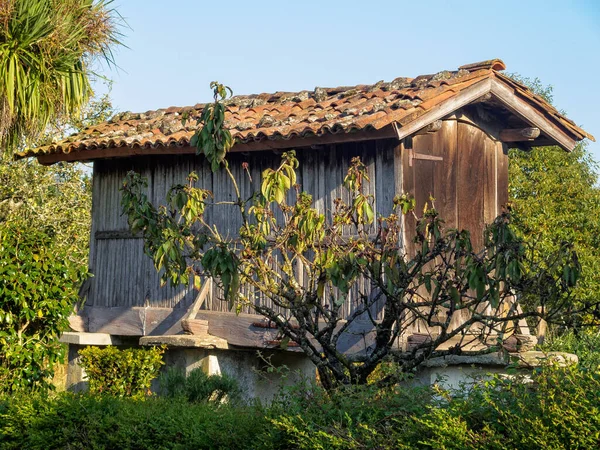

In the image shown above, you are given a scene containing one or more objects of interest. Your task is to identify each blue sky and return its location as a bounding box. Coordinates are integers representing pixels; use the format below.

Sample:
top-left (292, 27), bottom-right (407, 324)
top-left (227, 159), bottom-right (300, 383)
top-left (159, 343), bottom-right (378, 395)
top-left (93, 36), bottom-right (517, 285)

top-left (99, 0), bottom-right (600, 165)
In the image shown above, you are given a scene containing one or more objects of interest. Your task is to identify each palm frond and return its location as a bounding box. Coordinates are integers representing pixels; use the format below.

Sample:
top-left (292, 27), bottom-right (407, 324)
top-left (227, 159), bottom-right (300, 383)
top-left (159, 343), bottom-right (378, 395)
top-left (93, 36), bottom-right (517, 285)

top-left (0, 0), bottom-right (121, 154)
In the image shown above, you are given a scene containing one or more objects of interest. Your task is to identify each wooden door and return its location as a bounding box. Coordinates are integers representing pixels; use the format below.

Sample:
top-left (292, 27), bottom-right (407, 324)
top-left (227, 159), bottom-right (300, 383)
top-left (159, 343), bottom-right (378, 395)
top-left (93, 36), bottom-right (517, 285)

top-left (402, 119), bottom-right (505, 256)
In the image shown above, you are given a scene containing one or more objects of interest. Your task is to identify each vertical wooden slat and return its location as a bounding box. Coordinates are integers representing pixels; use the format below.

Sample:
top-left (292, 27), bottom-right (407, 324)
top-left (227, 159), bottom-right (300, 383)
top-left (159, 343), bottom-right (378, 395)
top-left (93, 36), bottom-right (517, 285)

top-left (434, 120), bottom-right (458, 229)
top-left (497, 142), bottom-right (509, 211)
top-left (483, 136), bottom-right (497, 225)
top-left (412, 133), bottom-right (436, 214)
top-left (401, 137), bottom-right (416, 256)
top-left (457, 122), bottom-right (485, 250)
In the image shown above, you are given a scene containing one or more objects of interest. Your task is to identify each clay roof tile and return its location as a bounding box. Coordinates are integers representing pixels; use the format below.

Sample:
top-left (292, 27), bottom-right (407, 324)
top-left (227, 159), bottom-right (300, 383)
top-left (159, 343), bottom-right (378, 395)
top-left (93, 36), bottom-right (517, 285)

top-left (19, 58), bottom-right (594, 159)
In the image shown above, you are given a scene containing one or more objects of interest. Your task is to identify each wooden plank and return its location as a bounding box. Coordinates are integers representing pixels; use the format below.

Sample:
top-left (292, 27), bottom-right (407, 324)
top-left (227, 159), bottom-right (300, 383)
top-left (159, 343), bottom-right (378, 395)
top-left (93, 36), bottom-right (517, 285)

top-left (394, 141), bottom-right (404, 250)
top-left (400, 138), bottom-right (416, 256)
top-left (483, 134), bottom-right (497, 224)
top-left (180, 319), bottom-right (209, 335)
top-left (457, 122), bottom-right (485, 250)
top-left (79, 306), bottom-right (186, 335)
top-left (181, 279), bottom-right (212, 334)
top-left (436, 120), bottom-right (458, 229)
top-left (497, 142), bottom-right (509, 211)
top-left (196, 310), bottom-right (284, 349)
top-left (197, 310), bottom-right (380, 356)
top-left (413, 133), bottom-right (436, 212)
top-left (140, 334), bottom-right (228, 350)
top-left (410, 152), bottom-right (443, 164)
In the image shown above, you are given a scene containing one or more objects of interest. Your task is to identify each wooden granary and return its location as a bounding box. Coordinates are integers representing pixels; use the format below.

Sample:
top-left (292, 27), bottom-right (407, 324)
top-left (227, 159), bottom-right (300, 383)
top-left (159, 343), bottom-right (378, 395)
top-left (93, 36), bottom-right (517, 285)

top-left (22, 59), bottom-right (594, 359)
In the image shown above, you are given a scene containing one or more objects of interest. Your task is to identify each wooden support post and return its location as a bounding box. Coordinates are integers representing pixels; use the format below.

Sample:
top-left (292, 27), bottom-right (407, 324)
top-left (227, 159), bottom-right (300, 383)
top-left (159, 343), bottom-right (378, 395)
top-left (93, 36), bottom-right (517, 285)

top-left (536, 306), bottom-right (548, 345)
top-left (499, 127), bottom-right (540, 142)
top-left (181, 278), bottom-right (212, 335)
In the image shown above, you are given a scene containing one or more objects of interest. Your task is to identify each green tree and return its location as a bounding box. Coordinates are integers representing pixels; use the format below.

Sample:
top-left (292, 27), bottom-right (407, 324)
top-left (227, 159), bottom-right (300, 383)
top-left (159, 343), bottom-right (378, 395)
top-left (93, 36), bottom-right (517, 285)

top-left (507, 75), bottom-right (600, 325)
top-left (0, 0), bottom-right (120, 153)
top-left (0, 91), bottom-right (113, 392)
top-left (121, 84), bottom-right (585, 389)
top-left (0, 224), bottom-right (83, 392)
top-left (0, 0), bottom-right (118, 391)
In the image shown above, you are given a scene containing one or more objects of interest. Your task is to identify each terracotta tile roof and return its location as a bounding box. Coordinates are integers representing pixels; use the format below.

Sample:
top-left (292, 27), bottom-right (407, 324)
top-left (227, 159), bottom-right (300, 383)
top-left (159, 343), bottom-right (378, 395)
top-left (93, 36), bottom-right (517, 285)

top-left (19, 58), bottom-right (594, 161)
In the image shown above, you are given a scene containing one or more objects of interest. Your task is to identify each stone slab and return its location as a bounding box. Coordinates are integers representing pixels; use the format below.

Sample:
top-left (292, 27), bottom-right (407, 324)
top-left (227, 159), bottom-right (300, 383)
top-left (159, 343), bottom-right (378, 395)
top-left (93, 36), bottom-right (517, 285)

top-left (59, 331), bottom-right (121, 346)
top-left (139, 334), bottom-right (229, 350)
top-left (511, 351), bottom-right (578, 368)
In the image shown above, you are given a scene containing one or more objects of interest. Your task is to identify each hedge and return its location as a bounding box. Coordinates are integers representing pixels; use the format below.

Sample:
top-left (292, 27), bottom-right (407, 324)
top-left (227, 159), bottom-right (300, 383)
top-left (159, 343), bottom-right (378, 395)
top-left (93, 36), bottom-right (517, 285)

top-left (1, 364), bottom-right (599, 449)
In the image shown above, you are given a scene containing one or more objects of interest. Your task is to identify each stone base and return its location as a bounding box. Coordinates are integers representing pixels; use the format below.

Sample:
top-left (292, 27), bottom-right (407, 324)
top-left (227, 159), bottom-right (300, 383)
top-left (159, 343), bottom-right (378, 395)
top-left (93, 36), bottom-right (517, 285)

top-left (57, 332), bottom-right (316, 403)
top-left (411, 351), bottom-right (578, 391)
top-left (160, 347), bottom-right (315, 403)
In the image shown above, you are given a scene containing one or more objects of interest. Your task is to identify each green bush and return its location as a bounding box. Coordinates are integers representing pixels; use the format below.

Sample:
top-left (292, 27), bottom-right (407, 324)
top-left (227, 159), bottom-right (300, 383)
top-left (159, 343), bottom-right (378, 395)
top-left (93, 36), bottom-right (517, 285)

top-left (78, 346), bottom-right (164, 399)
top-left (0, 225), bottom-right (83, 394)
top-left (159, 367), bottom-right (242, 404)
top-left (540, 329), bottom-right (600, 372)
top-left (2, 364), bottom-right (600, 449)
top-left (0, 393), bottom-right (270, 450)
top-left (267, 364), bottom-right (600, 449)
top-left (266, 381), bottom-right (433, 449)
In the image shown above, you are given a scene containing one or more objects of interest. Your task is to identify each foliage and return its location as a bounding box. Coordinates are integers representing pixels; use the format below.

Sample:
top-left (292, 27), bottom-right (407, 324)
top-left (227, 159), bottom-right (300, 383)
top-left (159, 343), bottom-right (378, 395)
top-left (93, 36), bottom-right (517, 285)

top-left (416, 364), bottom-right (600, 450)
top-left (509, 144), bottom-right (600, 324)
top-left (159, 366), bottom-right (242, 404)
top-left (2, 364), bottom-right (599, 449)
top-left (0, 393), bottom-right (269, 450)
top-left (0, 224), bottom-right (83, 393)
top-left (267, 381), bottom-right (433, 449)
top-left (0, 89), bottom-right (112, 393)
top-left (0, 0), bottom-right (120, 153)
top-left (121, 83), bottom-right (586, 389)
top-left (540, 329), bottom-right (600, 372)
top-left (78, 345), bottom-right (165, 399)
top-left (268, 364), bottom-right (600, 449)
top-left (507, 74), bottom-right (600, 325)
top-left (0, 158), bottom-right (93, 266)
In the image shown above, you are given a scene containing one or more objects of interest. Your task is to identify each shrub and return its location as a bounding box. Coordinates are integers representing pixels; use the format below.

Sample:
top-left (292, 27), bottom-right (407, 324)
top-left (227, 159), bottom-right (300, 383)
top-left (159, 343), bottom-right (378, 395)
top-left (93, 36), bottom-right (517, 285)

top-left (0, 225), bottom-right (83, 394)
top-left (78, 346), bottom-right (164, 399)
top-left (0, 393), bottom-right (270, 450)
top-left (266, 381), bottom-right (434, 449)
top-left (540, 329), bottom-right (600, 372)
top-left (159, 367), bottom-right (242, 404)
top-left (2, 363), bottom-right (600, 449)
top-left (267, 364), bottom-right (600, 449)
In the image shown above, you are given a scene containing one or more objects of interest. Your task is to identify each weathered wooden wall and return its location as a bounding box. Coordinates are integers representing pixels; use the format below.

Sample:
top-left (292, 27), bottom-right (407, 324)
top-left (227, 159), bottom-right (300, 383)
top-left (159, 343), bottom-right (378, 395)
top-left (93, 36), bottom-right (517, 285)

top-left (85, 109), bottom-right (510, 338)
top-left (401, 110), bottom-right (509, 334)
top-left (87, 139), bottom-right (397, 321)
top-left (402, 111), bottom-right (509, 256)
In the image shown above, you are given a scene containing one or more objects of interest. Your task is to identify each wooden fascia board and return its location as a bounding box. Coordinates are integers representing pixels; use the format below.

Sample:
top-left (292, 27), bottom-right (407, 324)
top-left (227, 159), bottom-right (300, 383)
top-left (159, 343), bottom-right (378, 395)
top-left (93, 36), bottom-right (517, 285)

top-left (35, 125), bottom-right (398, 165)
top-left (489, 79), bottom-right (577, 151)
top-left (393, 78), bottom-right (578, 151)
top-left (393, 79), bottom-right (493, 141)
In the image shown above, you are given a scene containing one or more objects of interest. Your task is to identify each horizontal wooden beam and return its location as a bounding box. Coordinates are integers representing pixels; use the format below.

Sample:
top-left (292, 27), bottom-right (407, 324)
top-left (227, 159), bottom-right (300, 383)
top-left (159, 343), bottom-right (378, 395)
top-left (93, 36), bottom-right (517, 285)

top-left (499, 127), bottom-right (540, 142)
top-left (414, 120), bottom-right (442, 135)
top-left (194, 310), bottom-right (379, 356)
top-left (71, 306), bottom-right (187, 336)
top-left (140, 334), bottom-right (229, 350)
top-left (95, 230), bottom-right (141, 240)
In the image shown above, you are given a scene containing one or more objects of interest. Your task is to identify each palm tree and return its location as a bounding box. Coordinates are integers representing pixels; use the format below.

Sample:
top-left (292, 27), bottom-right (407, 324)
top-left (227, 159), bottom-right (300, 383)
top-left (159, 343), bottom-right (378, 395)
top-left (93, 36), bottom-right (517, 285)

top-left (0, 0), bottom-right (119, 153)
